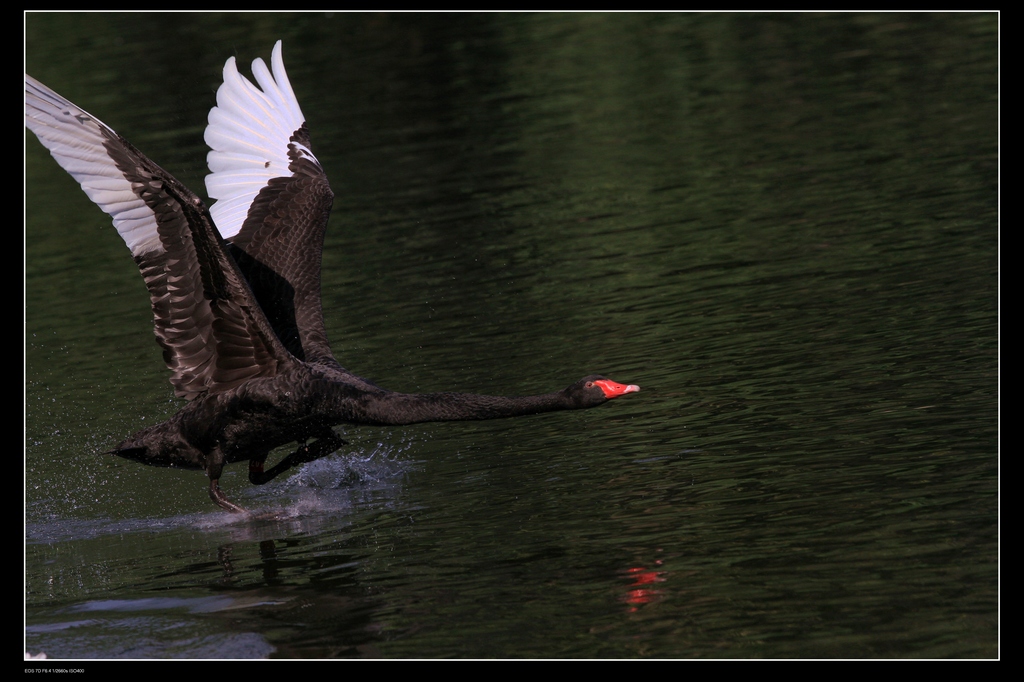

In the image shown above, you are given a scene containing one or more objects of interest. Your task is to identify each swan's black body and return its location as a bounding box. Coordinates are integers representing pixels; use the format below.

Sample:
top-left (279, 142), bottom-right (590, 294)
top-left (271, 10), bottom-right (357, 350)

top-left (25, 43), bottom-right (639, 513)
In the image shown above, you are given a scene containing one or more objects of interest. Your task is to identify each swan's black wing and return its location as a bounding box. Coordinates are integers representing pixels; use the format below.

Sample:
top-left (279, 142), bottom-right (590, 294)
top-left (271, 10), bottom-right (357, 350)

top-left (25, 75), bottom-right (294, 400)
top-left (204, 41), bottom-right (336, 364)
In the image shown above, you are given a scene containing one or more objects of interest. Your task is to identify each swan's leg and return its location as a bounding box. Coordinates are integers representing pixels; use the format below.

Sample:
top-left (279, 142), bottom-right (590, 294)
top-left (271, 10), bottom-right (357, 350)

top-left (209, 478), bottom-right (248, 513)
top-left (206, 457), bottom-right (248, 513)
top-left (248, 430), bottom-right (347, 485)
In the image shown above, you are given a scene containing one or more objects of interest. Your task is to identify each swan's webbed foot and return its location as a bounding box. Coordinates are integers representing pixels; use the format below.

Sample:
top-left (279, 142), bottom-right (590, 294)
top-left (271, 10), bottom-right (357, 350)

top-left (209, 478), bottom-right (248, 514)
top-left (248, 430), bottom-right (347, 485)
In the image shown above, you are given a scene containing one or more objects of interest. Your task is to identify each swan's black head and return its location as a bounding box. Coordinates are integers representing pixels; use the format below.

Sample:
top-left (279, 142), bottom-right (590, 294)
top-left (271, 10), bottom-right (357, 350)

top-left (565, 374), bottom-right (640, 407)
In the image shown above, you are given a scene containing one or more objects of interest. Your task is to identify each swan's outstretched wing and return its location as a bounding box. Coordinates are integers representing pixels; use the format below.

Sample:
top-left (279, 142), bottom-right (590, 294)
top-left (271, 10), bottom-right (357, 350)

top-left (205, 41), bottom-right (336, 363)
top-left (25, 74), bottom-right (294, 399)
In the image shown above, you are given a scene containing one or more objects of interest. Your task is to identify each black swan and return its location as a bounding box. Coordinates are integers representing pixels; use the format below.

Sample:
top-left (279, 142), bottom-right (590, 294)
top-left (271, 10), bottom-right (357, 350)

top-left (24, 42), bottom-right (639, 513)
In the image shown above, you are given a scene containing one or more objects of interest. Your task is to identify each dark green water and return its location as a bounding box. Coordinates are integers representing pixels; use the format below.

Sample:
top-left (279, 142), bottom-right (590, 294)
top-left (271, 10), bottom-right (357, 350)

top-left (25, 12), bottom-right (997, 659)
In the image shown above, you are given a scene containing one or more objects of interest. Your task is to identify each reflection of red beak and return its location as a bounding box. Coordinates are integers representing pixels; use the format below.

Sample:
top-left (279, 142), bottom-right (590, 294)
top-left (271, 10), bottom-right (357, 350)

top-left (595, 379), bottom-right (641, 399)
top-left (622, 566), bottom-right (665, 609)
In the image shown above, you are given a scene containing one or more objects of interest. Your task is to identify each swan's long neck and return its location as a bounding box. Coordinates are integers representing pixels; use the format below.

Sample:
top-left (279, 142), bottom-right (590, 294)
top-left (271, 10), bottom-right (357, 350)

top-left (340, 389), bottom-right (573, 426)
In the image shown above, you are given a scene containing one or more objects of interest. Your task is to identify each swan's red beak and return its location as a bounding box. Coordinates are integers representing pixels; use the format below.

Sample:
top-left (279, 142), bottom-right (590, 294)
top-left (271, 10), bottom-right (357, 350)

top-left (594, 379), bottom-right (640, 399)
